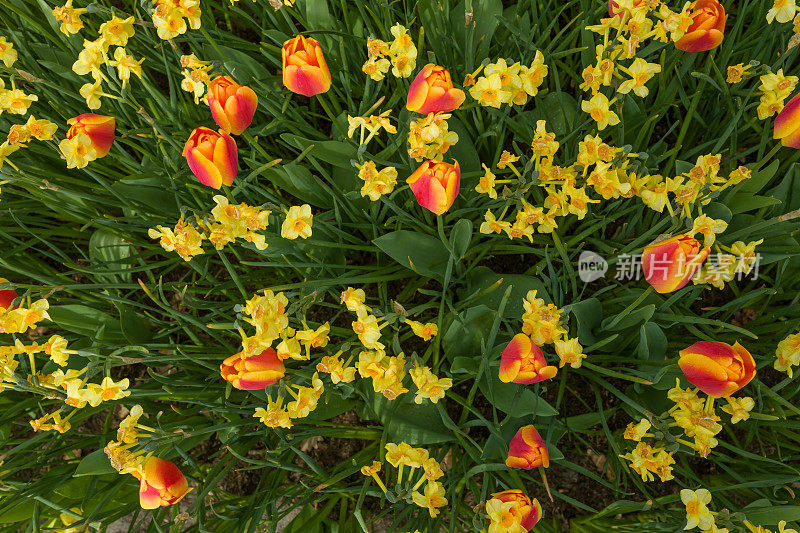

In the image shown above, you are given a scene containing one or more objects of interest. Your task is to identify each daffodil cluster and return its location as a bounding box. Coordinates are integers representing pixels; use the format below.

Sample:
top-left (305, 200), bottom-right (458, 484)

top-left (347, 110), bottom-right (397, 146)
top-left (407, 112), bottom-right (459, 161)
top-left (253, 373), bottom-right (324, 428)
top-left (1, 116), bottom-right (57, 171)
top-left (757, 69), bottom-right (798, 120)
top-left (775, 331), bottom-right (800, 377)
top-left (207, 195), bottom-right (271, 250)
top-left (180, 54), bottom-right (213, 104)
top-left (51, 0), bottom-right (87, 35)
top-left (357, 161), bottom-right (398, 201)
top-left (148, 213), bottom-right (207, 262)
top-left (620, 440), bottom-right (675, 483)
top-left (362, 24), bottom-right (418, 81)
top-left (104, 405), bottom-right (150, 476)
top-left (151, 0), bottom-right (202, 41)
top-left (467, 53), bottom-right (548, 108)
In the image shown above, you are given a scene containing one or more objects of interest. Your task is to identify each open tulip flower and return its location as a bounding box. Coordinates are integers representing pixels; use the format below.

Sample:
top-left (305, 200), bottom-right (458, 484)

top-left (774, 92), bottom-right (800, 148)
top-left (505, 425), bottom-right (549, 470)
top-left (406, 64), bottom-right (466, 115)
top-left (66, 114), bottom-right (115, 158)
top-left (220, 348), bottom-right (285, 390)
top-left (407, 159), bottom-right (460, 215)
top-left (183, 126), bottom-right (238, 189)
top-left (678, 341), bottom-right (756, 397)
top-left (674, 0), bottom-right (726, 53)
top-left (499, 333), bottom-right (557, 384)
top-left (641, 234), bottom-right (708, 293)
top-left (207, 75), bottom-right (258, 135)
top-left (282, 35), bottom-right (332, 97)
top-left (136, 457), bottom-right (191, 509)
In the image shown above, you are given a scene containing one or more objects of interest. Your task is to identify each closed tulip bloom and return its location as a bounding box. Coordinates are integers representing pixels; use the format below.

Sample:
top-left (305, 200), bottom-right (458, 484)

top-left (67, 113), bottom-right (115, 158)
top-left (282, 35), bottom-right (331, 97)
top-left (207, 75), bottom-right (258, 135)
top-left (406, 64), bottom-right (466, 115)
top-left (407, 159), bottom-right (460, 215)
top-left (641, 234), bottom-right (708, 293)
top-left (137, 457), bottom-right (190, 509)
top-left (774, 92), bottom-right (800, 148)
top-left (0, 278), bottom-right (17, 310)
top-left (499, 333), bottom-right (557, 384)
top-left (488, 489), bottom-right (542, 530)
top-left (675, 0), bottom-right (725, 53)
top-left (679, 341), bottom-right (756, 397)
top-left (183, 127), bottom-right (238, 189)
top-left (506, 425), bottom-right (549, 470)
top-left (220, 348), bottom-right (285, 390)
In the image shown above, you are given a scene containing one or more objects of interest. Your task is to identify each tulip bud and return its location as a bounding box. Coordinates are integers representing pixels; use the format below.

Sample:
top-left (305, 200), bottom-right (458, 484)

top-left (488, 489), bottom-right (542, 530)
top-left (0, 278), bottom-right (18, 311)
top-left (282, 35), bottom-right (332, 97)
top-left (674, 0), bottom-right (725, 53)
top-left (66, 114), bottom-right (115, 158)
top-left (641, 234), bottom-right (708, 293)
top-left (183, 127), bottom-right (238, 189)
top-left (220, 348), bottom-right (285, 390)
top-left (499, 333), bottom-right (557, 384)
top-left (678, 341), bottom-right (756, 398)
top-left (774, 92), bottom-right (800, 148)
top-left (505, 425), bottom-right (549, 470)
top-left (406, 64), bottom-right (466, 115)
top-left (407, 159), bottom-right (460, 215)
top-left (137, 457), bottom-right (191, 509)
top-left (207, 75), bottom-right (258, 135)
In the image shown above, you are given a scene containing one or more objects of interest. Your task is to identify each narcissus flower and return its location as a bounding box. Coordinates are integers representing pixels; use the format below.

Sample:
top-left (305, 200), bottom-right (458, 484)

top-left (220, 348), bottom-right (285, 390)
top-left (183, 127), bottom-right (238, 189)
top-left (680, 488), bottom-right (714, 530)
top-left (641, 234), bottom-right (708, 293)
top-left (0, 278), bottom-right (17, 310)
top-left (674, 0), bottom-right (725, 53)
top-left (499, 333), bottom-right (557, 384)
top-left (136, 457), bottom-right (191, 509)
top-left (773, 92), bottom-right (800, 148)
top-left (59, 133), bottom-right (97, 169)
top-left (407, 159), bottom-right (460, 215)
top-left (406, 64), bottom-right (466, 115)
top-left (67, 114), bottom-right (115, 158)
top-left (678, 341), bottom-right (756, 397)
top-left (207, 75), bottom-right (258, 135)
top-left (506, 425), bottom-right (549, 470)
top-left (282, 35), bottom-right (331, 97)
top-left (486, 490), bottom-right (542, 532)
top-left (281, 204), bottom-right (313, 239)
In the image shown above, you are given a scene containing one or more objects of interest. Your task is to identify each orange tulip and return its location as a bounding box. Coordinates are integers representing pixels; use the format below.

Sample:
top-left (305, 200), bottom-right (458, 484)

top-left (641, 234), bottom-right (708, 293)
top-left (183, 127), bottom-right (238, 189)
top-left (282, 35), bottom-right (331, 97)
top-left (774, 92), bottom-right (800, 148)
top-left (220, 348), bottom-right (285, 390)
top-left (674, 0), bottom-right (725, 53)
top-left (0, 278), bottom-right (17, 311)
top-left (499, 333), bottom-right (557, 384)
top-left (136, 457), bottom-right (190, 509)
top-left (67, 114), bottom-right (115, 158)
top-left (506, 425), bottom-right (549, 470)
top-left (488, 489), bottom-right (542, 530)
top-left (207, 75), bottom-right (258, 135)
top-left (406, 64), bottom-right (466, 115)
top-left (678, 341), bottom-right (756, 397)
top-left (407, 159), bottom-right (460, 215)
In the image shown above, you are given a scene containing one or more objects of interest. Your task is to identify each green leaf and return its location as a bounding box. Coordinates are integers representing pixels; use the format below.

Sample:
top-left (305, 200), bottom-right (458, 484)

top-left (464, 266), bottom-right (550, 317)
top-left (305, 0), bottom-right (333, 29)
top-left (74, 449), bottom-right (116, 476)
top-left (479, 373), bottom-right (558, 418)
top-left (262, 164), bottom-right (332, 208)
top-left (443, 305), bottom-right (495, 356)
top-left (89, 229), bottom-right (133, 284)
top-left (281, 134), bottom-right (356, 169)
top-left (744, 506), bottom-right (800, 525)
top-left (570, 298), bottom-right (604, 345)
top-left (637, 322), bottom-right (667, 361)
top-left (450, 218), bottom-right (473, 260)
top-left (373, 230), bottom-right (450, 280)
top-left (49, 305), bottom-right (126, 342)
top-left (369, 390), bottom-right (454, 445)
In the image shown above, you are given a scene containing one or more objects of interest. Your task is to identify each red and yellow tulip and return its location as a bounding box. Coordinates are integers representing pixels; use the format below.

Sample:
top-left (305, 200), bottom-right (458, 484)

top-left (137, 457), bottom-right (190, 509)
top-left (641, 234), bottom-right (708, 293)
top-left (675, 0), bottom-right (725, 53)
top-left (406, 64), bottom-right (466, 115)
top-left (407, 159), bottom-right (460, 215)
top-left (220, 348), bottom-right (285, 390)
top-left (774, 92), bottom-right (800, 148)
top-left (67, 113), bottom-right (115, 158)
top-left (0, 278), bottom-right (17, 310)
top-left (505, 425), bottom-right (549, 470)
top-left (183, 127), bottom-right (238, 189)
top-left (678, 341), bottom-right (756, 397)
top-left (489, 489), bottom-right (542, 530)
top-left (499, 333), bottom-right (557, 384)
top-left (282, 35), bottom-right (331, 97)
top-left (207, 75), bottom-right (258, 135)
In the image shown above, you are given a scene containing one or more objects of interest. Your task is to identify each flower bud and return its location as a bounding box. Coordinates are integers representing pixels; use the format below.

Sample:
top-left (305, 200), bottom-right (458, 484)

top-left (641, 234), bottom-right (708, 293)
top-left (407, 159), bottom-right (460, 215)
top-left (499, 333), bottom-right (557, 384)
top-left (183, 126), bottom-right (238, 189)
top-left (67, 114), bottom-right (115, 158)
top-left (406, 64), bottom-right (466, 115)
top-left (282, 35), bottom-right (331, 97)
top-left (0, 278), bottom-right (18, 311)
top-left (207, 75), bottom-right (258, 135)
top-left (678, 341), bottom-right (756, 397)
top-left (137, 457), bottom-right (190, 509)
top-left (505, 425), bottom-right (549, 470)
top-left (674, 0), bottom-right (725, 53)
top-left (220, 348), bottom-right (285, 390)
